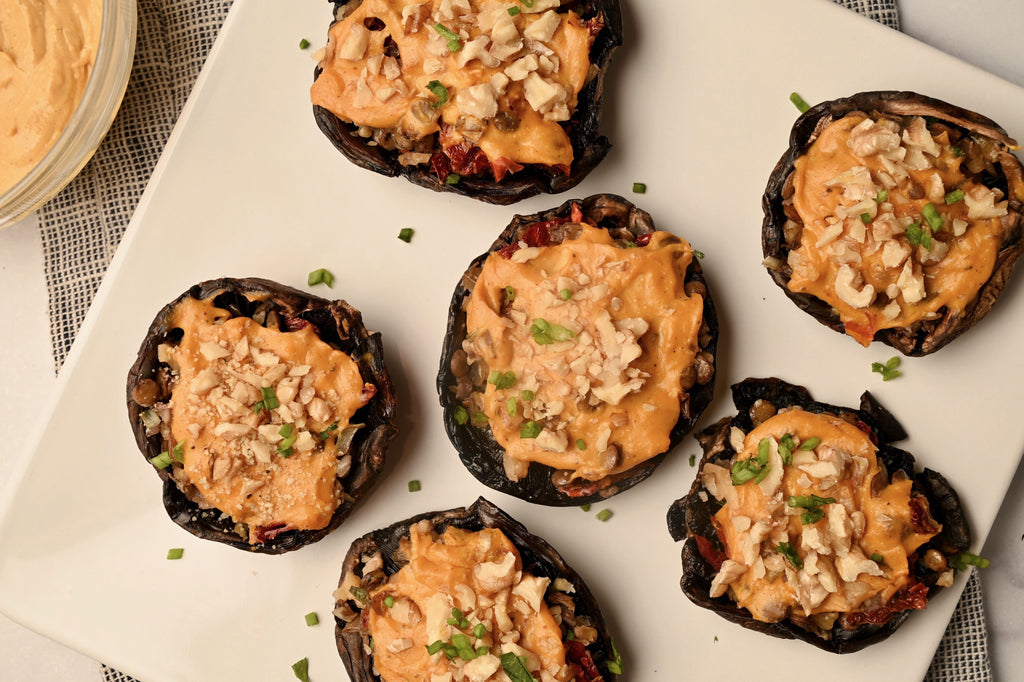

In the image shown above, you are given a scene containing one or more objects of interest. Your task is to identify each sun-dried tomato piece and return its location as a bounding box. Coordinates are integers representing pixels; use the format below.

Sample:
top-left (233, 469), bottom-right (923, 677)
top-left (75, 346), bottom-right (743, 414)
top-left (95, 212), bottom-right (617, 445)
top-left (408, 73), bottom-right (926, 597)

top-left (844, 581), bottom-right (929, 627)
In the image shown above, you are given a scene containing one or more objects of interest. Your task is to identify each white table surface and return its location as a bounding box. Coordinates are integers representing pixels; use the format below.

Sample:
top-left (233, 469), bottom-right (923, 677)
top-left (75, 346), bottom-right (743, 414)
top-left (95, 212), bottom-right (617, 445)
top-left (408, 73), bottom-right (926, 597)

top-left (2, 1), bottom-right (1023, 679)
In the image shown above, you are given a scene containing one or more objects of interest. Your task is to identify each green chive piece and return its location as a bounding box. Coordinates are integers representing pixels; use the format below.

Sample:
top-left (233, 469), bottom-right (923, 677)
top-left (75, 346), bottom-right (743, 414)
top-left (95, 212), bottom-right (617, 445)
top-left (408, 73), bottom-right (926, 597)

top-left (559, 288), bottom-right (572, 300)
top-left (166, 547), bottom-right (184, 560)
top-left (318, 422), bottom-right (339, 440)
top-left (507, 6), bottom-right (521, 15)
top-left (951, 552), bottom-right (991, 570)
top-left (278, 424), bottom-right (297, 457)
top-left (606, 638), bottom-right (624, 675)
top-left (951, 145), bottom-right (965, 157)
top-left (872, 356), bottom-right (902, 381)
top-left (518, 0), bottom-right (535, 7)
top-left (730, 459), bottom-right (759, 486)
top-left (473, 623), bottom-right (487, 639)
top-left (398, 227), bottom-right (414, 243)
top-left (459, 618), bottom-right (471, 630)
top-left (425, 80), bottom-right (449, 108)
top-left (905, 220), bottom-right (932, 249)
top-left (384, 595), bottom-right (395, 608)
top-left (923, 202), bottom-right (944, 231)
top-left (426, 640), bottom-right (445, 655)
top-left (445, 173), bottom-right (461, 185)
top-left (520, 389), bottom-right (535, 401)
top-left (501, 652), bottom-right (535, 682)
top-left (504, 285), bottom-right (516, 301)
top-left (150, 452), bottom-right (173, 469)
top-left (531, 318), bottom-right (574, 345)
top-left (471, 411), bottom-right (489, 426)
top-left (580, 504), bottom-right (592, 512)
top-left (260, 386), bottom-right (279, 411)
top-left (799, 437), bottom-right (821, 451)
top-left (488, 370), bottom-right (517, 390)
top-left (776, 542), bottom-right (803, 569)
top-left (279, 424), bottom-right (294, 438)
top-left (632, 182), bottom-right (647, 194)
top-left (596, 509), bottom-right (613, 522)
top-left (875, 189), bottom-right (889, 203)
top-left (476, 646), bottom-right (490, 657)
top-left (520, 421), bottom-right (542, 439)
top-left (307, 268), bottom-right (334, 287)
top-left (408, 480), bottom-right (421, 492)
top-left (801, 508), bottom-right (825, 525)
top-left (349, 586), bottom-right (369, 603)
top-left (871, 553), bottom-right (885, 563)
top-left (790, 92), bottom-right (811, 113)
top-left (753, 464), bottom-right (772, 484)
top-left (945, 189), bottom-right (965, 205)
top-left (576, 438), bottom-right (586, 451)
top-left (689, 453), bottom-right (696, 467)
top-left (693, 249), bottom-right (705, 259)
top-left (304, 612), bottom-right (319, 626)
top-left (454, 405), bottom-right (469, 425)
top-left (299, 38), bottom-right (311, 50)
top-left (292, 658), bottom-right (311, 682)
top-left (756, 438), bottom-right (770, 465)
top-left (433, 23), bottom-right (462, 51)
top-left (507, 397), bottom-right (517, 417)
top-left (860, 212), bottom-right (872, 224)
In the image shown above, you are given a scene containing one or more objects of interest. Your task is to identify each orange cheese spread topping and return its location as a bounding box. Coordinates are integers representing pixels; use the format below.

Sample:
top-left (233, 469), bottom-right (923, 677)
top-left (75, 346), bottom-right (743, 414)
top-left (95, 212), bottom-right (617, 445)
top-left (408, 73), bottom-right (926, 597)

top-left (702, 409), bottom-right (938, 623)
top-left (310, 0), bottom-right (592, 174)
top-left (163, 297), bottom-right (372, 543)
top-left (462, 224), bottom-right (704, 481)
top-left (341, 522), bottom-right (570, 682)
top-left (788, 114), bottom-right (1009, 345)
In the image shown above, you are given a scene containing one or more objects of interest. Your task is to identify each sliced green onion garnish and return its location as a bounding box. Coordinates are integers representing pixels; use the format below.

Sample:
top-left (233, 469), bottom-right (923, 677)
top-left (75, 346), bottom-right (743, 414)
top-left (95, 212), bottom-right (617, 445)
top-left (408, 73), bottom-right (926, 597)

top-left (753, 464), bottom-right (772, 484)
top-left (559, 288), bottom-right (572, 300)
top-left (951, 145), bottom-right (965, 157)
top-left (520, 421), bottom-right (542, 438)
top-left (576, 438), bottom-right (586, 450)
top-left (476, 646), bottom-right (489, 657)
top-left (166, 547), bottom-right (184, 560)
top-left (258, 386), bottom-right (279, 411)
top-left (501, 652), bottom-right (535, 682)
top-left (518, 0), bottom-right (535, 7)
top-left (776, 542), bottom-right (803, 569)
top-left (693, 249), bottom-right (705, 259)
top-left (384, 595), bottom-right (395, 608)
top-left (140, 408), bottom-right (161, 429)
top-left (507, 6), bottom-right (521, 15)
top-left (596, 509), bottom-right (613, 522)
top-left (504, 285), bottom-right (515, 301)
top-left (520, 389), bottom-right (535, 401)
top-left (606, 638), bottom-right (624, 675)
top-left (279, 423), bottom-right (294, 438)
top-left (150, 452), bottom-right (173, 469)
top-left (445, 172), bottom-right (461, 185)
top-left (801, 508), bottom-right (825, 525)
top-left (580, 504), bottom-right (592, 512)
top-left (307, 268), bottom-right (334, 287)
top-left (454, 405), bottom-right (469, 425)
top-left (471, 411), bottom-right (489, 426)
top-left (871, 356), bottom-right (902, 381)
top-left (349, 586), bottom-right (368, 602)
top-left (507, 397), bottom-right (517, 417)
top-left (531, 318), bottom-right (574, 345)
top-left (632, 182), bottom-right (647, 194)
top-left (425, 80), bottom-right (449, 108)
top-left (488, 370), bottom-right (517, 390)
top-left (922, 202), bottom-right (944, 231)
top-left (292, 658), bottom-right (311, 682)
top-left (951, 552), bottom-right (991, 570)
top-left (426, 640), bottom-right (445, 655)
top-left (473, 623), bottom-right (487, 639)
top-left (304, 612), bottom-right (319, 626)
top-left (299, 38), bottom-right (311, 50)
top-left (278, 424), bottom-right (297, 456)
top-left (787, 494), bottom-right (836, 508)
top-left (318, 422), bottom-right (339, 440)
top-left (860, 212), bottom-right (872, 224)
top-left (433, 23), bottom-right (462, 51)
top-left (408, 479), bottom-right (421, 492)
top-left (905, 221), bottom-right (932, 249)
top-left (875, 189), bottom-right (889, 203)
top-left (756, 438), bottom-right (770, 465)
top-left (730, 459), bottom-right (759, 486)
top-left (170, 441), bottom-right (186, 463)
top-left (944, 189), bottom-right (965, 205)
top-left (789, 91), bottom-right (811, 113)
top-left (798, 437), bottom-right (820, 451)
top-left (871, 553), bottom-right (884, 563)
top-left (398, 227), bottom-right (414, 243)
top-left (689, 454), bottom-right (696, 466)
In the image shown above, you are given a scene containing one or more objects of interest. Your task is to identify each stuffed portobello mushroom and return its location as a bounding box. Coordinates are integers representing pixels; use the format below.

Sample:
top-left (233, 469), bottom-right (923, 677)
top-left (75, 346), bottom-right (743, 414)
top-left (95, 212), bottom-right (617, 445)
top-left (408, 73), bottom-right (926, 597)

top-left (310, 0), bottom-right (622, 204)
top-left (667, 377), bottom-right (972, 653)
top-left (334, 497), bottom-right (620, 682)
top-left (126, 278), bottom-right (397, 553)
top-left (438, 194), bottom-right (718, 505)
top-left (763, 90), bottom-right (1024, 355)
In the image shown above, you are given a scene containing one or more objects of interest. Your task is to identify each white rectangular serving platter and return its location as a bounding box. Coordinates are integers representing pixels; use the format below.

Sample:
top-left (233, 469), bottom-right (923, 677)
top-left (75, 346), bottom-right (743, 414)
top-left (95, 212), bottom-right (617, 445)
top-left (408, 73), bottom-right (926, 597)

top-left (2, 0), bottom-right (1023, 680)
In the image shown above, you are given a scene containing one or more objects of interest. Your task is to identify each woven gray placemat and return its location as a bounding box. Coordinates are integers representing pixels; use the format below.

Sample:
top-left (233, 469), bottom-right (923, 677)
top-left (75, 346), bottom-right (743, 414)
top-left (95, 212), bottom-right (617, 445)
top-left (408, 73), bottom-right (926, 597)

top-left (36, 0), bottom-right (989, 680)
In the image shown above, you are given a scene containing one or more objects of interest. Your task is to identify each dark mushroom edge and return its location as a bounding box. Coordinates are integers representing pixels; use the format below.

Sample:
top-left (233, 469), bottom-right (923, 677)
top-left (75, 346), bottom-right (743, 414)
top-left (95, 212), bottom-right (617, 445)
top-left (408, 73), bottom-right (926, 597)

top-left (126, 277), bottom-right (398, 554)
top-left (666, 377), bottom-right (971, 654)
top-left (334, 497), bottom-right (619, 681)
top-left (312, 0), bottom-right (622, 205)
top-left (437, 193), bottom-right (719, 505)
top-left (762, 90), bottom-right (1024, 356)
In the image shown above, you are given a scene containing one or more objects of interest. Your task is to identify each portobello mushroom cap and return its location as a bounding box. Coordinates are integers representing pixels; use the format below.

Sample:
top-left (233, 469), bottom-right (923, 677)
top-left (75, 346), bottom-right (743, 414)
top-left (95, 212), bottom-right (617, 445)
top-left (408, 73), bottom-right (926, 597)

top-left (334, 497), bottom-right (618, 681)
top-left (437, 193), bottom-right (719, 505)
top-left (311, 0), bottom-right (622, 205)
top-left (762, 90), bottom-right (1024, 355)
top-left (126, 277), bottom-right (398, 553)
top-left (666, 377), bottom-right (971, 654)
